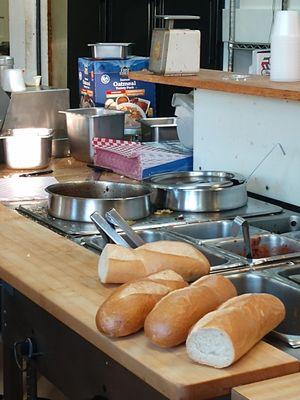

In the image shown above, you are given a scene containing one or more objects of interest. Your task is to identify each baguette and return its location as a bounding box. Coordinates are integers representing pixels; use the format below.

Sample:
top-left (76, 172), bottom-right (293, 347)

top-left (98, 240), bottom-right (210, 284)
top-left (186, 293), bottom-right (285, 368)
top-left (95, 269), bottom-right (188, 337)
top-left (144, 275), bottom-right (237, 347)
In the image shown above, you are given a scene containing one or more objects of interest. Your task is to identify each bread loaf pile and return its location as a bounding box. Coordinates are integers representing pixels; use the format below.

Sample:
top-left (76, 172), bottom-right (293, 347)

top-left (98, 241), bottom-right (210, 283)
top-left (95, 240), bottom-right (285, 369)
top-left (96, 269), bottom-right (187, 337)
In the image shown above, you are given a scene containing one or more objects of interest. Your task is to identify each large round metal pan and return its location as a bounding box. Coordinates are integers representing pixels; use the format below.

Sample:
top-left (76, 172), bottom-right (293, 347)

top-left (144, 171), bottom-right (247, 212)
top-left (45, 181), bottom-right (152, 222)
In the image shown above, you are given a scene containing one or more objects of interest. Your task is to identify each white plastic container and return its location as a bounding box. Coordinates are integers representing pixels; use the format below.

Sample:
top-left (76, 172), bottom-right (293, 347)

top-left (271, 11), bottom-right (300, 82)
top-left (171, 92), bottom-right (194, 149)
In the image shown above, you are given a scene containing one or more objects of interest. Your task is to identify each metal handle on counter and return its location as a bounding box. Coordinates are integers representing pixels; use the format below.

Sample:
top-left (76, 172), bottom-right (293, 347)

top-left (105, 208), bottom-right (145, 248)
top-left (90, 212), bottom-right (131, 248)
top-left (232, 216), bottom-right (253, 261)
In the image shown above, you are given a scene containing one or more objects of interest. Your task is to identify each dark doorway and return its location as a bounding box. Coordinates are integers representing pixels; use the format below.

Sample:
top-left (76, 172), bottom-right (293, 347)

top-left (67, 0), bottom-right (224, 114)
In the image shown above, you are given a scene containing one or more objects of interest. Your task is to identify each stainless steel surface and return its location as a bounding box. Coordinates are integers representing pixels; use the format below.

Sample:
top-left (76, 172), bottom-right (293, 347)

top-left (232, 216), bottom-right (253, 260)
top-left (105, 208), bottom-right (145, 247)
top-left (74, 229), bottom-right (238, 271)
top-left (0, 56), bottom-right (14, 87)
top-left (52, 137), bottom-right (70, 158)
top-left (278, 265), bottom-right (300, 284)
top-left (169, 220), bottom-right (264, 243)
top-left (155, 15), bottom-right (200, 29)
top-left (46, 181), bottom-right (152, 222)
top-left (1, 128), bottom-right (53, 169)
top-left (2, 88), bottom-right (70, 150)
top-left (90, 211), bottom-right (131, 247)
top-left (228, 0), bottom-right (236, 72)
top-left (214, 234), bottom-right (300, 265)
top-left (140, 117), bottom-right (178, 142)
top-left (145, 171), bottom-right (248, 212)
top-left (283, 231), bottom-right (300, 241)
top-left (249, 214), bottom-right (300, 233)
top-left (87, 43), bottom-right (132, 59)
top-left (61, 108), bottom-right (125, 163)
top-left (226, 270), bottom-right (300, 346)
top-left (17, 198), bottom-right (283, 237)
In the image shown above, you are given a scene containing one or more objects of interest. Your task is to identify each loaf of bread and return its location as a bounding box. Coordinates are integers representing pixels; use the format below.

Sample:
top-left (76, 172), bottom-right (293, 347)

top-left (186, 293), bottom-right (285, 368)
top-left (144, 275), bottom-right (237, 347)
top-left (98, 240), bottom-right (210, 284)
top-left (95, 269), bottom-right (188, 337)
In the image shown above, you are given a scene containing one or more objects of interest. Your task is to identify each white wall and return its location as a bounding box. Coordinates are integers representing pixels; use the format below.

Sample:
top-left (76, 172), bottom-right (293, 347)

top-left (9, 0), bottom-right (48, 85)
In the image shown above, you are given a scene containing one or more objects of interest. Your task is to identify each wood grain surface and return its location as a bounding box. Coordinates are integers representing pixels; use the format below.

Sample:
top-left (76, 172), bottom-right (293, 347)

top-left (129, 69), bottom-right (300, 101)
top-left (0, 157), bottom-right (136, 183)
top-left (0, 202), bottom-right (298, 399)
top-left (232, 372), bottom-right (300, 400)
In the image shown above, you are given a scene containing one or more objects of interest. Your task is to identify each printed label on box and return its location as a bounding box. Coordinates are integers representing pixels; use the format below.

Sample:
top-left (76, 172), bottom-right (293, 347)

top-left (78, 57), bottom-right (156, 130)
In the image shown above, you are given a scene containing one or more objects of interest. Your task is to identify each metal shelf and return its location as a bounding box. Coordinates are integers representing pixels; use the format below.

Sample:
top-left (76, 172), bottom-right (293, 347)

top-left (227, 0), bottom-right (287, 71)
top-left (233, 43), bottom-right (270, 51)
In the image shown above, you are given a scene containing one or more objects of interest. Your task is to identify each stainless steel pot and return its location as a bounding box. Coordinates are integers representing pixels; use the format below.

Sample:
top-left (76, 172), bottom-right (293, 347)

top-left (87, 43), bottom-right (132, 59)
top-left (60, 108), bottom-right (125, 163)
top-left (0, 128), bottom-right (53, 169)
top-left (144, 171), bottom-right (248, 212)
top-left (46, 181), bottom-right (152, 222)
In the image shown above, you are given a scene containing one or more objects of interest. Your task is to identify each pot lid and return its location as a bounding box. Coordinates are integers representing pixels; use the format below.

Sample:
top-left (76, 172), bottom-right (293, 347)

top-left (145, 171), bottom-right (246, 190)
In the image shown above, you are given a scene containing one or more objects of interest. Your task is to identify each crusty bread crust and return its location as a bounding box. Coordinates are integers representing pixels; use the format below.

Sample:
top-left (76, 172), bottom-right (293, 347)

top-left (186, 293), bottom-right (285, 368)
top-left (98, 241), bottom-right (210, 284)
top-left (144, 275), bottom-right (237, 347)
top-left (95, 269), bottom-right (187, 337)
top-left (192, 274), bottom-right (237, 303)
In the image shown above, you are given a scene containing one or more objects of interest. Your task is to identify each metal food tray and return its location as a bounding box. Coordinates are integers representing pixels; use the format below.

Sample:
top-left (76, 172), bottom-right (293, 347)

top-left (224, 266), bottom-right (300, 349)
top-left (167, 220), bottom-right (266, 244)
top-left (208, 234), bottom-right (300, 266)
top-left (17, 197), bottom-right (283, 237)
top-left (72, 228), bottom-right (245, 273)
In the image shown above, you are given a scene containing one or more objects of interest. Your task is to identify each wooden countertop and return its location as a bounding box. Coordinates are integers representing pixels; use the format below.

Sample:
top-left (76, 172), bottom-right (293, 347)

top-left (232, 372), bottom-right (300, 400)
top-left (129, 69), bottom-right (300, 101)
top-left (0, 157), bottom-right (134, 183)
top-left (0, 158), bottom-right (299, 399)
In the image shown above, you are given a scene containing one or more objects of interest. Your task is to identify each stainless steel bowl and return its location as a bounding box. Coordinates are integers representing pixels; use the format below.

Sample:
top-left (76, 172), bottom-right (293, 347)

top-left (145, 171), bottom-right (248, 212)
top-left (0, 128), bottom-right (53, 169)
top-left (46, 181), bottom-right (152, 222)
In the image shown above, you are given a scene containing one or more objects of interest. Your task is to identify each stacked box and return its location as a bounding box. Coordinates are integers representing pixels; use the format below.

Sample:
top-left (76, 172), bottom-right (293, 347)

top-left (78, 57), bottom-right (156, 133)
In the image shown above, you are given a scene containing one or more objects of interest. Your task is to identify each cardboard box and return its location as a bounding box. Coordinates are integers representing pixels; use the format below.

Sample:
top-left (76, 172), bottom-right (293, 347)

top-left (78, 57), bottom-right (156, 133)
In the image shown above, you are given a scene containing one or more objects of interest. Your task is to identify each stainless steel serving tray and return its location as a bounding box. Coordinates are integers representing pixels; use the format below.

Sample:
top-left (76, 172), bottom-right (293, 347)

top-left (168, 220), bottom-right (266, 244)
top-left (224, 267), bottom-right (300, 349)
top-left (87, 43), bottom-right (132, 59)
top-left (209, 234), bottom-right (300, 265)
top-left (72, 228), bottom-right (245, 272)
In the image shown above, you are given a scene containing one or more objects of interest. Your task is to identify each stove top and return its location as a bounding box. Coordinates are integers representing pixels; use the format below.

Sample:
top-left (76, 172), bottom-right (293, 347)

top-left (18, 198), bottom-right (282, 237)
